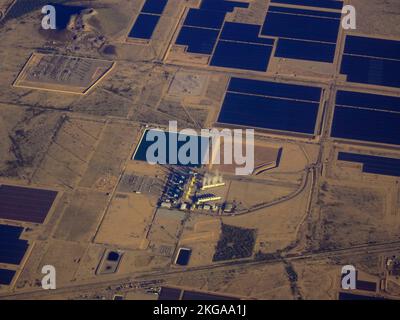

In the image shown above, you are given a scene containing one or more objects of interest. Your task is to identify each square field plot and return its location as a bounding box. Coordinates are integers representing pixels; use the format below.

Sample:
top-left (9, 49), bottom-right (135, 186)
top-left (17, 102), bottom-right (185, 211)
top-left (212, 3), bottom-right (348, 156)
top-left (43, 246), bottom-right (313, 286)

top-left (218, 77), bottom-right (322, 135)
top-left (331, 91), bottom-right (400, 145)
top-left (0, 185), bottom-right (57, 223)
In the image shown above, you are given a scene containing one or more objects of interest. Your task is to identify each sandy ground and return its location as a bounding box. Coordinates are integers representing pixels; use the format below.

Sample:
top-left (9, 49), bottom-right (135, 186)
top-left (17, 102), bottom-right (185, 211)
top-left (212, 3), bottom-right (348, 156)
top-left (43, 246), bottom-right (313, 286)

top-left (95, 193), bottom-right (157, 250)
top-left (0, 0), bottom-right (399, 300)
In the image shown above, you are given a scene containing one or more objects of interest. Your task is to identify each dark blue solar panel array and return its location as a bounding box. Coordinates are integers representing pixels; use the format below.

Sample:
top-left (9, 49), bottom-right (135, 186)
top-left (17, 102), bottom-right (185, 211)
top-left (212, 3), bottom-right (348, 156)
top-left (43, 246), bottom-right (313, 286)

top-left (338, 152), bottom-right (400, 177)
top-left (271, 0), bottom-right (343, 10)
top-left (219, 22), bottom-right (274, 45)
top-left (0, 269), bottom-right (16, 285)
top-left (0, 185), bottom-right (58, 223)
top-left (200, 0), bottom-right (249, 12)
top-left (218, 78), bottom-right (321, 134)
top-left (339, 292), bottom-right (385, 300)
top-left (267, 5), bottom-right (342, 18)
top-left (177, 27), bottom-right (219, 54)
top-left (176, 1), bottom-right (250, 56)
top-left (262, 4), bottom-right (342, 62)
top-left (331, 91), bottom-right (400, 145)
top-left (176, 0), bottom-right (275, 71)
top-left (176, 0), bottom-right (344, 70)
top-left (210, 40), bottom-right (273, 71)
top-left (128, 0), bottom-right (168, 40)
top-left (129, 14), bottom-right (160, 39)
top-left (341, 36), bottom-right (400, 88)
top-left (184, 9), bottom-right (226, 29)
top-left (336, 90), bottom-right (400, 113)
top-left (263, 10), bottom-right (340, 42)
top-left (210, 22), bottom-right (274, 71)
top-left (141, 0), bottom-right (168, 14)
top-left (228, 77), bottom-right (322, 101)
top-left (175, 3), bottom-right (227, 55)
top-left (0, 224), bottom-right (28, 265)
top-left (275, 39), bottom-right (336, 62)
